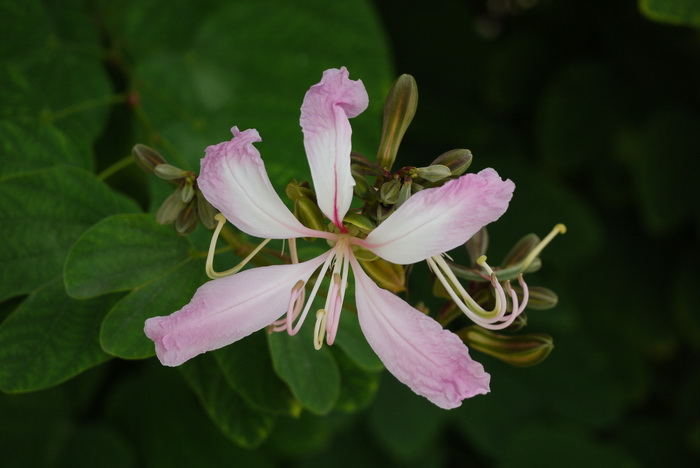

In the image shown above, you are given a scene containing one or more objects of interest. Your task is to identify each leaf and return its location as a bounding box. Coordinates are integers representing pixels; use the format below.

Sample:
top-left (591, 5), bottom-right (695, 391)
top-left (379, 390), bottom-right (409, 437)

top-left (0, 120), bottom-right (89, 179)
top-left (0, 280), bottom-right (121, 393)
top-left (333, 349), bottom-right (380, 412)
top-left (267, 324), bottom-right (340, 415)
top-left (0, 166), bottom-right (140, 302)
top-left (333, 308), bottom-right (383, 372)
top-left (100, 258), bottom-right (208, 360)
top-left (65, 214), bottom-right (192, 298)
top-left (56, 423), bottom-right (137, 468)
top-left (639, 0), bottom-right (700, 28)
top-left (180, 354), bottom-right (276, 448)
top-left (214, 332), bottom-right (299, 416)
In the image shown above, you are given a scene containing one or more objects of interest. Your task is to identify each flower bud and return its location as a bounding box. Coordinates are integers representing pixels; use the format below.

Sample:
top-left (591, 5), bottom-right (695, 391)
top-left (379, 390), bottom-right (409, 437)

top-left (457, 327), bottom-right (553, 367)
top-left (132, 144), bottom-right (167, 174)
top-left (516, 286), bottom-right (558, 310)
top-left (501, 233), bottom-right (540, 266)
top-left (294, 197), bottom-right (326, 233)
top-left (358, 257), bottom-right (406, 293)
top-left (430, 149), bottom-right (472, 176)
top-left (379, 178), bottom-right (401, 204)
top-left (196, 193), bottom-right (218, 230)
top-left (351, 152), bottom-right (385, 176)
top-left (466, 227), bottom-right (489, 266)
top-left (352, 170), bottom-right (377, 202)
top-left (343, 212), bottom-right (375, 234)
top-left (156, 187), bottom-right (186, 225)
top-left (181, 181), bottom-right (195, 203)
top-left (154, 164), bottom-right (190, 180)
top-left (396, 180), bottom-right (412, 208)
top-left (175, 201), bottom-right (198, 235)
top-left (285, 179), bottom-right (316, 202)
top-left (416, 164), bottom-right (452, 182)
top-left (377, 74), bottom-right (418, 171)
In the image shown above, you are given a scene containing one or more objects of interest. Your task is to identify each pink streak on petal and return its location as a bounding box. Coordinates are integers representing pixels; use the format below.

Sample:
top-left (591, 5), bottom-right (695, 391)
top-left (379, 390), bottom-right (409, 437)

top-left (359, 169), bottom-right (515, 264)
top-left (300, 67), bottom-right (369, 228)
top-left (350, 256), bottom-right (490, 409)
top-left (198, 127), bottom-right (327, 240)
top-left (144, 252), bottom-right (330, 367)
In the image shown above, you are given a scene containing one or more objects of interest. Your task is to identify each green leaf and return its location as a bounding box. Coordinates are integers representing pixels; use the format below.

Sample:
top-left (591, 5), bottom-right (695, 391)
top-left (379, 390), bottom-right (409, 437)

top-left (639, 0), bottom-right (700, 28)
top-left (65, 214), bottom-right (192, 298)
top-left (0, 280), bottom-right (121, 393)
top-left (268, 324), bottom-right (340, 415)
top-left (180, 354), bottom-right (276, 448)
top-left (100, 258), bottom-right (208, 360)
top-left (333, 349), bottom-right (380, 413)
top-left (0, 120), bottom-right (89, 179)
top-left (0, 167), bottom-right (140, 302)
top-left (57, 423), bottom-right (136, 468)
top-left (214, 332), bottom-right (299, 416)
top-left (333, 308), bottom-right (383, 372)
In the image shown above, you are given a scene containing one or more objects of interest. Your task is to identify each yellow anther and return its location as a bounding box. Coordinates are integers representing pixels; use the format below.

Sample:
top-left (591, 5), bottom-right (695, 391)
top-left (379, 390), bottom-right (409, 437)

top-left (313, 309), bottom-right (328, 350)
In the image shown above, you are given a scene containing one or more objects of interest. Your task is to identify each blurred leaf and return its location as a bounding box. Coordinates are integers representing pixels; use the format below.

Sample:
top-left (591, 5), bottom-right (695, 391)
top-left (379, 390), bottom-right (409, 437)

top-left (264, 412), bottom-right (333, 459)
top-left (0, 280), bottom-right (121, 393)
top-left (368, 373), bottom-right (449, 462)
top-left (180, 354), bottom-right (276, 448)
top-left (0, 167), bottom-right (140, 302)
top-left (0, 120), bottom-right (89, 179)
top-left (214, 332), bottom-right (299, 416)
top-left (333, 349), bottom-right (380, 413)
top-left (100, 258), bottom-right (207, 359)
top-left (333, 306), bottom-right (383, 372)
top-left (65, 214), bottom-right (192, 298)
top-left (57, 423), bottom-right (136, 468)
top-left (268, 324), bottom-right (340, 415)
top-left (105, 361), bottom-right (274, 467)
top-left (639, 0), bottom-right (700, 28)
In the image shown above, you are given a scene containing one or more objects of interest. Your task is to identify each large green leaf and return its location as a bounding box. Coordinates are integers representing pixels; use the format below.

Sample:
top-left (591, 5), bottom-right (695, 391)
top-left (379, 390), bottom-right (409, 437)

top-left (214, 332), bottom-right (299, 416)
top-left (0, 280), bottom-right (121, 393)
top-left (180, 354), bottom-right (276, 448)
top-left (333, 307), bottom-right (383, 372)
top-left (100, 258), bottom-right (208, 360)
top-left (65, 214), bottom-right (193, 298)
top-left (639, 0), bottom-right (700, 27)
top-left (333, 349), bottom-right (380, 413)
top-left (0, 167), bottom-right (140, 302)
top-left (268, 324), bottom-right (340, 415)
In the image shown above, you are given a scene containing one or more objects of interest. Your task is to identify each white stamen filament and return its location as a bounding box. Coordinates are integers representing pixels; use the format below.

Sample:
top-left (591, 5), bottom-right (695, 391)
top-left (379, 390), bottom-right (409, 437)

top-left (206, 213), bottom-right (271, 279)
top-left (313, 309), bottom-right (327, 350)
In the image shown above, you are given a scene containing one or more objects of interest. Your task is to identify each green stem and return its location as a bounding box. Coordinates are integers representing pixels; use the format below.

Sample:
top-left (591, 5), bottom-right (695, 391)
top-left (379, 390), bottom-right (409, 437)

top-left (97, 155), bottom-right (134, 180)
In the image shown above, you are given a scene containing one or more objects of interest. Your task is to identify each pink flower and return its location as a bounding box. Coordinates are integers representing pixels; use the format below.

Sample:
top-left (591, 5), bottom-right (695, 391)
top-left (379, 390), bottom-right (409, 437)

top-left (145, 68), bottom-right (516, 409)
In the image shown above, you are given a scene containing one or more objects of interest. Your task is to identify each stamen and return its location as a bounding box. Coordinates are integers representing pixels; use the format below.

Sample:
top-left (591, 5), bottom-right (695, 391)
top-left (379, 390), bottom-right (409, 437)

top-left (518, 223), bottom-right (566, 273)
top-left (270, 280), bottom-right (305, 332)
top-left (314, 309), bottom-right (327, 350)
top-left (287, 248), bottom-right (336, 336)
top-left (206, 214), bottom-right (271, 279)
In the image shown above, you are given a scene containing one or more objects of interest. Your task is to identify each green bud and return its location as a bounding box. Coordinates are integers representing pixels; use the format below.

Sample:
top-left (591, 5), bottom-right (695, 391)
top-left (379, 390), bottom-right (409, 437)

top-left (156, 186), bottom-right (186, 225)
top-left (416, 164), bottom-right (451, 182)
top-left (457, 327), bottom-right (553, 367)
top-left (196, 193), bottom-right (218, 230)
top-left (374, 203), bottom-right (395, 221)
top-left (379, 178), bottom-right (401, 204)
top-left (285, 179), bottom-right (316, 202)
top-left (359, 257), bottom-right (406, 293)
top-left (430, 149), bottom-right (472, 176)
top-left (396, 180), bottom-right (412, 208)
top-left (352, 170), bottom-right (377, 202)
top-left (154, 163), bottom-right (189, 180)
top-left (517, 286), bottom-right (558, 310)
top-left (343, 212), bottom-right (375, 234)
top-left (466, 227), bottom-right (489, 266)
top-left (175, 201), bottom-right (198, 235)
top-left (294, 197), bottom-right (327, 233)
top-left (377, 74), bottom-right (418, 171)
top-left (351, 152), bottom-right (385, 176)
top-left (501, 233), bottom-right (540, 267)
top-left (181, 182), bottom-right (195, 203)
top-left (132, 144), bottom-right (167, 174)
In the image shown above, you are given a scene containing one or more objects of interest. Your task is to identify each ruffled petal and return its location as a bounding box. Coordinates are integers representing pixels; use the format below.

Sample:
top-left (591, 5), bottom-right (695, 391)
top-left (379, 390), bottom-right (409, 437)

top-left (198, 127), bottom-right (324, 239)
top-left (300, 67), bottom-right (369, 228)
top-left (350, 256), bottom-right (490, 409)
top-left (145, 252), bottom-right (330, 366)
top-left (360, 169), bottom-right (514, 264)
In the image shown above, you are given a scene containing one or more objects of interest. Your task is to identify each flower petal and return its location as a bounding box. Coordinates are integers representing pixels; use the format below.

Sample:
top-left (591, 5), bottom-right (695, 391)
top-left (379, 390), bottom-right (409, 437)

top-left (145, 252), bottom-right (330, 366)
top-left (300, 67), bottom-right (369, 228)
top-left (350, 256), bottom-right (490, 409)
top-left (198, 127), bottom-right (323, 239)
top-left (360, 169), bottom-right (515, 264)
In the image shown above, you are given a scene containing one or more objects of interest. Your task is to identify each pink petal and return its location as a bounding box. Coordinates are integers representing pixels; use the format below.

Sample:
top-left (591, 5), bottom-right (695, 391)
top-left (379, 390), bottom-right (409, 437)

top-left (300, 67), bottom-right (369, 228)
top-left (145, 252), bottom-right (330, 366)
top-left (360, 169), bottom-right (515, 264)
top-left (350, 256), bottom-right (490, 409)
top-left (198, 127), bottom-right (323, 239)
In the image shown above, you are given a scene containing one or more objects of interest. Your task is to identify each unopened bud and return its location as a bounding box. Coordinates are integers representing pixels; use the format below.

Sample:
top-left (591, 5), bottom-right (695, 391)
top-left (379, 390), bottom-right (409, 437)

top-left (132, 144), bottom-right (167, 174)
top-left (516, 286), bottom-right (558, 310)
top-left (377, 74), bottom-right (418, 171)
top-left (457, 327), bottom-right (553, 367)
top-left (431, 149), bottom-right (472, 176)
top-left (175, 201), bottom-right (198, 235)
top-left (359, 257), bottom-right (406, 293)
top-left (196, 193), bottom-right (218, 230)
top-left (396, 180), bottom-right (412, 208)
top-left (352, 171), bottom-right (377, 202)
top-left (181, 182), bottom-right (195, 203)
top-left (154, 163), bottom-right (189, 180)
top-left (416, 164), bottom-right (451, 183)
top-left (502, 233), bottom-right (540, 267)
top-left (374, 203), bottom-right (395, 221)
top-left (351, 152), bottom-right (385, 176)
top-left (285, 179), bottom-right (316, 202)
top-left (379, 179), bottom-right (401, 204)
top-left (343, 212), bottom-right (375, 234)
top-left (294, 197), bottom-right (326, 233)
top-left (466, 227), bottom-right (489, 266)
top-left (156, 187), bottom-right (186, 225)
